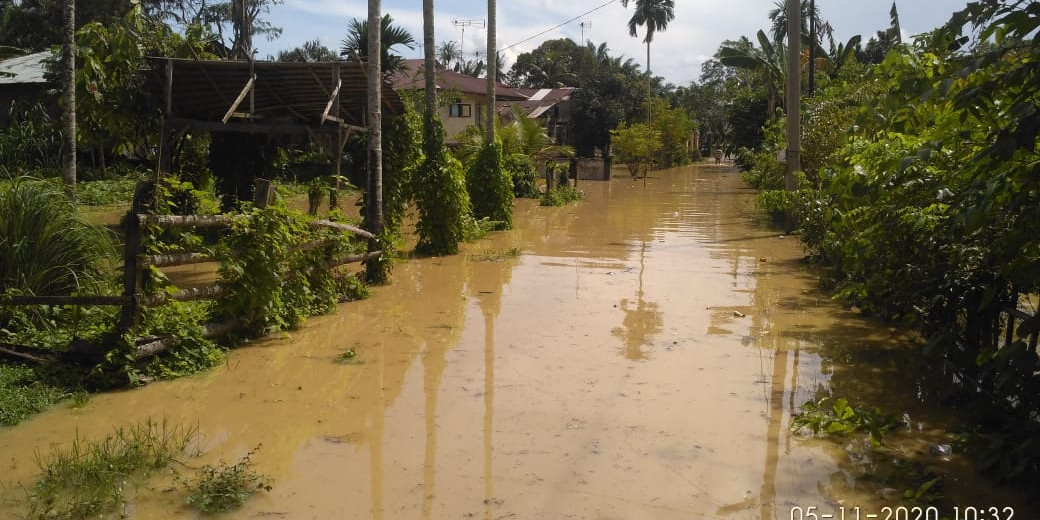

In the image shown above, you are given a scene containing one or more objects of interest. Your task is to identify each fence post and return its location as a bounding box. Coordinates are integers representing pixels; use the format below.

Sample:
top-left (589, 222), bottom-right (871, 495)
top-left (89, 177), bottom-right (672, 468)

top-left (118, 211), bottom-right (141, 334)
top-left (254, 178), bottom-right (274, 208)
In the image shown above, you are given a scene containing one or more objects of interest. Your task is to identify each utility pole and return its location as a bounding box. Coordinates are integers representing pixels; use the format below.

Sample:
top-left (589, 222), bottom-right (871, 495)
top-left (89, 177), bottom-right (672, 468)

top-left (62, 0), bottom-right (75, 201)
top-left (579, 20), bottom-right (592, 44)
top-left (784, 0), bottom-right (801, 231)
top-left (452, 19), bottom-right (484, 59)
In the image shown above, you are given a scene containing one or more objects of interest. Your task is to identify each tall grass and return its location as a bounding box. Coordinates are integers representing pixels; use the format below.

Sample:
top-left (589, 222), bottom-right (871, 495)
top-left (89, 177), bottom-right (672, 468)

top-left (0, 178), bottom-right (116, 296)
top-left (25, 418), bottom-right (197, 520)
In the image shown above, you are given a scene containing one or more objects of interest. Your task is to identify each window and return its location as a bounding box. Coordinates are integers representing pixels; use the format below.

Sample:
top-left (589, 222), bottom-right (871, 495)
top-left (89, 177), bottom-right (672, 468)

top-left (449, 103), bottom-right (472, 118)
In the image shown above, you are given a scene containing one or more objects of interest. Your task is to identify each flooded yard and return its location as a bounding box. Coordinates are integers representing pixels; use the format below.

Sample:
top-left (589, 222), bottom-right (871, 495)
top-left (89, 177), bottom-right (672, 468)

top-left (0, 164), bottom-right (1034, 519)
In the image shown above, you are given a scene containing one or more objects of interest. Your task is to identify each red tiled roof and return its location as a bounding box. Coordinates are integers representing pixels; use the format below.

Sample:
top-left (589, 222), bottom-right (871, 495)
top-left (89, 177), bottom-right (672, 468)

top-left (390, 59), bottom-right (527, 101)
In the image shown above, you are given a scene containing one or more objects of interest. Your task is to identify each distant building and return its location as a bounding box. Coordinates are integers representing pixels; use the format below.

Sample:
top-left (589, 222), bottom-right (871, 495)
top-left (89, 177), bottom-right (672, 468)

top-left (498, 87), bottom-right (576, 147)
top-left (389, 59), bottom-right (527, 144)
top-left (0, 51), bottom-right (54, 128)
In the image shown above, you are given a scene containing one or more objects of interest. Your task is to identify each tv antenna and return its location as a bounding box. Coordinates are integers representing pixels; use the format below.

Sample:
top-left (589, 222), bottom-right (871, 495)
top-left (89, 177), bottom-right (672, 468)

top-left (579, 19), bottom-right (592, 43)
top-left (452, 19), bottom-right (485, 57)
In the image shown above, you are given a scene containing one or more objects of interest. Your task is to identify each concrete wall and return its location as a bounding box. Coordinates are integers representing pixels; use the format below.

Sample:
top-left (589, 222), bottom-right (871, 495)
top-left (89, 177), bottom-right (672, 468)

top-left (575, 157), bottom-right (610, 181)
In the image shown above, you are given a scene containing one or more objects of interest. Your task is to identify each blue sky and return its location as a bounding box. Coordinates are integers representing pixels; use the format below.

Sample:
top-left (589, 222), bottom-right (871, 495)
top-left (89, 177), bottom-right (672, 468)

top-left (256, 0), bottom-right (973, 85)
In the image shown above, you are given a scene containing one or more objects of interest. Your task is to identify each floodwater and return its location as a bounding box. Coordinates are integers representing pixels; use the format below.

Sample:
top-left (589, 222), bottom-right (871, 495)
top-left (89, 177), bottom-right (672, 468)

top-left (1, 164), bottom-right (1036, 519)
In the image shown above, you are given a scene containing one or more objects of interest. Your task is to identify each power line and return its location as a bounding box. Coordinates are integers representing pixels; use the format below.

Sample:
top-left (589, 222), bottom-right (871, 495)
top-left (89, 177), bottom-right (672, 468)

top-left (500, 0), bottom-right (618, 52)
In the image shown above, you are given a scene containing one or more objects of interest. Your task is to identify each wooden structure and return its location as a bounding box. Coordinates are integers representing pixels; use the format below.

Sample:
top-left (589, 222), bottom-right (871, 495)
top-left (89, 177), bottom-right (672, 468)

top-left (145, 58), bottom-right (405, 177)
top-left (0, 181), bottom-right (380, 364)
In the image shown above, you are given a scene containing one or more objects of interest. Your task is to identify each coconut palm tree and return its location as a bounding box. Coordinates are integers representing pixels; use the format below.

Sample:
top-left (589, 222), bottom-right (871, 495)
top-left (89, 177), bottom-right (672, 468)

top-left (436, 40), bottom-right (460, 70)
top-left (717, 30), bottom-right (786, 114)
top-left (424, 2), bottom-right (436, 117)
top-left (768, 0), bottom-right (831, 46)
top-left (619, 0), bottom-right (675, 126)
top-left (485, 0), bottom-right (496, 142)
top-left (340, 13), bottom-right (415, 76)
top-left (62, 0), bottom-right (75, 199)
top-left (364, 0), bottom-right (384, 281)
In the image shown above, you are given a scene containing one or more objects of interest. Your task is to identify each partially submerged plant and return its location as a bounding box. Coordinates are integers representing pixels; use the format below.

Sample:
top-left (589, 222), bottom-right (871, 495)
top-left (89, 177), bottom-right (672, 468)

top-left (25, 418), bottom-right (196, 520)
top-left (791, 396), bottom-right (901, 446)
top-left (183, 445), bottom-right (271, 513)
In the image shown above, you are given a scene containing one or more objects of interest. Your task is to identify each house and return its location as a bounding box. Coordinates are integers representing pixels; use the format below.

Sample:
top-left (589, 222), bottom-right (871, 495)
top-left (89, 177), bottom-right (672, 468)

top-left (0, 51), bottom-right (53, 128)
top-left (389, 59), bottom-right (527, 144)
top-left (498, 87), bottom-right (576, 147)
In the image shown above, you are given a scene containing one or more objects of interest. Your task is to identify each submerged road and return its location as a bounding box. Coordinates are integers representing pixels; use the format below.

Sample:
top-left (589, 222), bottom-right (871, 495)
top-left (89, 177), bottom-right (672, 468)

top-left (0, 164), bottom-right (1034, 519)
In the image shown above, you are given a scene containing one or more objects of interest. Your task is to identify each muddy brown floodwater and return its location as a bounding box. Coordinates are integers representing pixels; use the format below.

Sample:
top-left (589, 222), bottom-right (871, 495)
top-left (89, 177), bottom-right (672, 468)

top-left (1, 164), bottom-right (1036, 519)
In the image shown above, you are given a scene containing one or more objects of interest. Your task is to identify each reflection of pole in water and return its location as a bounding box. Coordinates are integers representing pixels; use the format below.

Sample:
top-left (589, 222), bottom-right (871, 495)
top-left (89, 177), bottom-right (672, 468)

top-left (423, 334), bottom-right (447, 520)
top-left (483, 313), bottom-right (495, 520)
top-left (371, 342), bottom-right (386, 520)
top-left (759, 346), bottom-right (789, 520)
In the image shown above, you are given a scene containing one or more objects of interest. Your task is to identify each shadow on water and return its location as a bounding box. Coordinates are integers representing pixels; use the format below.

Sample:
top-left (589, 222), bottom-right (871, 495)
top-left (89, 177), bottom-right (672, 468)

top-left (0, 164), bottom-right (1036, 518)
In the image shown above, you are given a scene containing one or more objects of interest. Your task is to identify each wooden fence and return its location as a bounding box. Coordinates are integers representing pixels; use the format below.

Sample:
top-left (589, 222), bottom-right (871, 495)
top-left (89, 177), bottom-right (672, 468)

top-left (0, 180), bottom-right (379, 364)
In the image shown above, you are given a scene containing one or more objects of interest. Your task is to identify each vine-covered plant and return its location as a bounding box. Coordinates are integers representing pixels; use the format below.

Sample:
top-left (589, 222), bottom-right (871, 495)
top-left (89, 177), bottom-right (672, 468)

top-left (504, 153), bottom-right (539, 198)
top-left (466, 141), bottom-right (513, 230)
top-left (215, 202), bottom-right (364, 338)
top-left (414, 117), bottom-right (471, 255)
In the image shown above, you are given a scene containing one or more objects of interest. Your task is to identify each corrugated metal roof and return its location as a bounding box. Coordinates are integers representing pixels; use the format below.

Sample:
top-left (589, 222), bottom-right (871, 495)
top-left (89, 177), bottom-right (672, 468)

top-left (0, 51), bottom-right (52, 85)
top-left (144, 58), bottom-right (403, 128)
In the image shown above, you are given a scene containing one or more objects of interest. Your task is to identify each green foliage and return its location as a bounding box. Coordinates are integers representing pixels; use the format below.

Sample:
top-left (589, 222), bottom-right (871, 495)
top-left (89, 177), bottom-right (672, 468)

top-left (183, 445), bottom-right (271, 513)
top-left (0, 178), bottom-right (116, 298)
top-left (26, 418), bottom-right (196, 520)
top-left (75, 177), bottom-right (141, 206)
top-left (466, 141), bottom-right (513, 230)
top-left (72, 5), bottom-right (215, 161)
top-left (0, 101), bottom-right (62, 176)
top-left (791, 396), bottom-right (901, 447)
top-left (504, 153), bottom-right (539, 198)
top-left (0, 365), bottom-right (69, 427)
top-left (647, 98), bottom-right (696, 168)
top-left (216, 203), bottom-right (363, 337)
top-left (136, 302), bottom-right (226, 380)
top-left (539, 185), bottom-right (584, 207)
top-left (610, 122), bottom-right (662, 178)
top-left (334, 345), bottom-right (360, 364)
top-left (414, 117), bottom-right (471, 256)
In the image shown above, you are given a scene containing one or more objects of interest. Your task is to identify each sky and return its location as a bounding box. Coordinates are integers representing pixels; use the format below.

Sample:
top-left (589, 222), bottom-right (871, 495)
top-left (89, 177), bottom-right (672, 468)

top-left (256, 0), bottom-right (974, 86)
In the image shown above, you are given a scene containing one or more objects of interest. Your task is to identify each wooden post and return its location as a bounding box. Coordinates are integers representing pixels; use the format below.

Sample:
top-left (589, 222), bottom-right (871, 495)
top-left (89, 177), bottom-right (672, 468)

top-left (254, 178), bottom-right (274, 208)
top-left (118, 211), bottom-right (141, 334)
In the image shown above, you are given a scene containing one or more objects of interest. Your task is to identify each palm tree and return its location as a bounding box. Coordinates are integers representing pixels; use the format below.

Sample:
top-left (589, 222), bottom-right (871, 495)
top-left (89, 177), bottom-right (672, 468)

top-left (768, 0), bottom-right (831, 46)
top-left (436, 40), bottom-right (460, 69)
top-left (340, 13), bottom-right (415, 76)
top-left (276, 39), bottom-right (338, 62)
top-left (62, 0), bottom-right (75, 200)
top-left (365, 0), bottom-right (384, 281)
top-left (424, 2), bottom-right (436, 117)
top-left (485, 0), bottom-right (496, 142)
top-left (718, 30), bottom-right (786, 114)
top-left (619, 0), bottom-right (675, 126)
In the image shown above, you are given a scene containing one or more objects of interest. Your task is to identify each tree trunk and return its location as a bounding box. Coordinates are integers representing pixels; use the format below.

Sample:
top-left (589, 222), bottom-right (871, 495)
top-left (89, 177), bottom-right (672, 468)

top-left (232, 0), bottom-right (252, 59)
top-left (784, 0), bottom-right (801, 232)
top-left (62, 0), bottom-right (76, 201)
top-left (367, 0), bottom-right (384, 238)
top-left (423, 0), bottom-right (436, 120)
top-left (485, 0), bottom-right (496, 142)
top-left (646, 40), bottom-right (652, 129)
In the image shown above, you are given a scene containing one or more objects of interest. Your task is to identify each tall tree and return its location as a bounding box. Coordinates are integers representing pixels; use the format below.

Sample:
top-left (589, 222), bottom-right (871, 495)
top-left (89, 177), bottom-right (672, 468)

top-left (768, 0), bottom-right (830, 46)
top-left (619, 0), bottom-right (675, 126)
top-left (275, 39), bottom-right (338, 62)
top-left (485, 0), bottom-right (496, 141)
top-left (366, 0), bottom-right (384, 280)
top-left (717, 31), bottom-right (786, 114)
top-left (142, 0), bottom-right (282, 59)
top-left (62, 0), bottom-right (75, 199)
top-left (340, 14), bottom-right (415, 75)
top-left (424, 3), bottom-right (436, 117)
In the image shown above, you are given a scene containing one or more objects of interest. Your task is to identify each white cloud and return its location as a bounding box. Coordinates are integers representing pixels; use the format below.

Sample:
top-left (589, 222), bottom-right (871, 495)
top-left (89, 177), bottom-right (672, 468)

top-left (260, 0), bottom-right (971, 85)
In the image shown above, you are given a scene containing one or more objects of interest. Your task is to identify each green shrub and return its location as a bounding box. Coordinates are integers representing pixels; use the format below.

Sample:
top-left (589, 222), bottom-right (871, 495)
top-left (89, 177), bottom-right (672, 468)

top-left (504, 153), bottom-right (539, 198)
top-left (414, 117), bottom-right (471, 256)
top-left (466, 141), bottom-right (513, 230)
top-left (539, 185), bottom-right (583, 207)
top-left (183, 446), bottom-right (271, 513)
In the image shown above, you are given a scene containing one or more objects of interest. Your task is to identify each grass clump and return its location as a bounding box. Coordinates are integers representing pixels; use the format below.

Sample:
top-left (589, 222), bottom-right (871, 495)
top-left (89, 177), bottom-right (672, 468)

top-left (183, 445), bottom-right (271, 513)
top-left (25, 417), bottom-right (196, 520)
top-left (471, 247), bottom-right (522, 262)
top-left (0, 365), bottom-right (69, 427)
top-left (334, 345), bottom-right (361, 365)
top-left (539, 185), bottom-right (583, 207)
